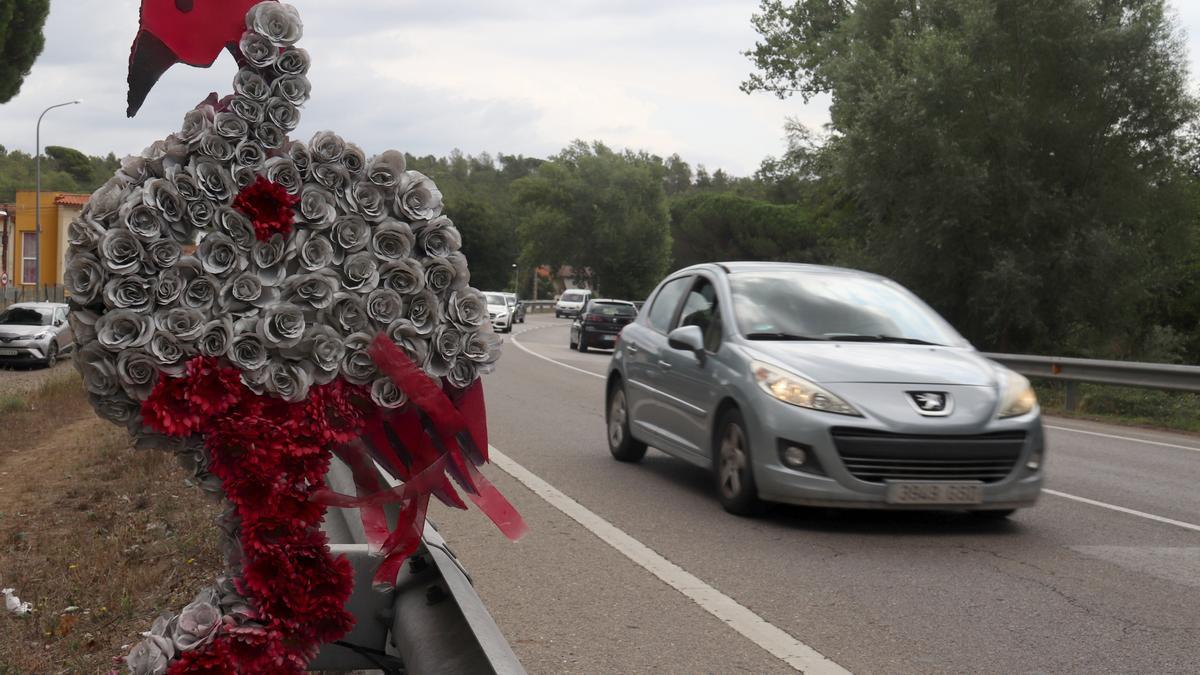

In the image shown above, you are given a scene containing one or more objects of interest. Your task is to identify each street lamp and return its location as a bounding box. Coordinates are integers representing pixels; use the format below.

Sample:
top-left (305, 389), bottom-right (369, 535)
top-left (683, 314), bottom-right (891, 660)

top-left (0, 209), bottom-right (8, 289)
top-left (35, 99), bottom-right (82, 295)
top-left (511, 263), bottom-right (518, 294)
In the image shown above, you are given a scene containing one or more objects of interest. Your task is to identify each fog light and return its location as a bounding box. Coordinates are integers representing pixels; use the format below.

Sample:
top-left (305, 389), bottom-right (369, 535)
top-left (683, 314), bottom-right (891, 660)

top-left (782, 445), bottom-right (808, 469)
top-left (1026, 451), bottom-right (1043, 471)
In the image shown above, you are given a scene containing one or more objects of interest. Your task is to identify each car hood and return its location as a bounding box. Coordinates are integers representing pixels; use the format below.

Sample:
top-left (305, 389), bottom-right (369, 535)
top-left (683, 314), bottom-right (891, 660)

top-left (742, 341), bottom-right (999, 386)
top-left (486, 304), bottom-right (508, 312)
top-left (0, 325), bottom-right (49, 339)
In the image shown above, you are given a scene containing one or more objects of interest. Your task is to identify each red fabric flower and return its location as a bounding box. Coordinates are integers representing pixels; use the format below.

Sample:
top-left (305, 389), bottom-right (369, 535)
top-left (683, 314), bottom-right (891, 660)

top-left (233, 175), bottom-right (299, 241)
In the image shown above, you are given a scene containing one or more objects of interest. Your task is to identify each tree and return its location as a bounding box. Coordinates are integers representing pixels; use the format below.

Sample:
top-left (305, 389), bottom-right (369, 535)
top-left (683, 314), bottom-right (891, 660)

top-left (670, 192), bottom-right (832, 269)
top-left (514, 141), bottom-right (672, 299)
top-left (0, 0), bottom-right (50, 103)
top-left (664, 154), bottom-right (693, 195)
top-left (744, 0), bottom-right (1200, 356)
top-left (45, 145), bottom-right (93, 184)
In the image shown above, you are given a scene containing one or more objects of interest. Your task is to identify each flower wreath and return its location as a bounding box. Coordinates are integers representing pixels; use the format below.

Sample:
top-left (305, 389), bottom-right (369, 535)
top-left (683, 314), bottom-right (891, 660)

top-left (64, 2), bottom-right (526, 672)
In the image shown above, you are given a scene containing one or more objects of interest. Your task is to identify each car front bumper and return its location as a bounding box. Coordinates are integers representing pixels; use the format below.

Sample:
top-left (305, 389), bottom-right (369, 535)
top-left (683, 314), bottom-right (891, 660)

top-left (0, 338), bottom-right (52, 363)
top-left (748, 396), bottom-right (1045, 510)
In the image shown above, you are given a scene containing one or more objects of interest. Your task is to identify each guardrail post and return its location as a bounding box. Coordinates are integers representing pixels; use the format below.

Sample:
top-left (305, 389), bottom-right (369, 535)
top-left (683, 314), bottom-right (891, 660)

top-left (1064, 381), bottom-right (1079, 412)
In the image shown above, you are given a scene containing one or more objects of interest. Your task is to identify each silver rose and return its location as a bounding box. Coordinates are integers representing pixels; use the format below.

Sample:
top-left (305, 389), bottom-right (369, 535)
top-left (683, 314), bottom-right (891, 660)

top-left (125, 634), bottom-right (173, 675)
top-left (153, 268), bottom-right (185, 306)
top-left (193, 130), bottom-right (235, 162)
top-left (183, 274), bottom-right (219, 311)
top-left (407, 289), bottom-right (440, 335)
top-left (312, 162), bottom-right (349, 192)
top-left (190, 157), bottom-right (236, 202)
top-left (366, 288), bottom-right (405, 326)
top-left (343, 143), bottom-right (366, 176)
top-left (378, 258), bottom-right (425, 295)
top-left (340, 251), bottom-right (380, 293)
top-left (287, 140), bottom-right (312, 180)
top-left (387, 318), bottom-right (430, 365)
top-left (99, 228), bottom-right (146, 276)
top-left (217, 206), bottom-right (256, 251)
top-left (197, 232), bottom-right (244, 277)
top-left (282, 324), bottom-right (344, 385)
top-left (367, 150), bottom-right (406, 189)
top-left (148, 332), bottom-right (188, 373)
top-left (396, 171), bottom-right (443, 221)
top-left (282, 271), bottom-right (339, 310)
top-left (230, 332), bottom-right (269, 372)
top-left (154, 307), bottom-right (206, 342)
top-left (198, 318), bottom-right (234, 357)
top-left (173, 591), bottom-right (222, 652)
top-left (167, 165), bottom-right (203, 202)
top-left (340, 332), bottom-right (378, 385)
top-left (64, 252), bottom-right (107, 306)
top-left (255, 123), bottom-right (286, 150)
top-left (271, 74), bottom-right (310, 107)
top-left (310, 130), bottom-right (345, 164)
top-left (143, 178), bottom-right (184, 223)
top-left (348, 181), bottom-right (387, 222)
top-left (428, 324), bottom-right (464, 376)
top-left (462, 329), bottom-right (502, 372)
top-left (228, 95), bottom-right (265, 124)
top-left (266, 97), bottom-right (300, 132)
top-left (232, 164), bottom-right (257, 191)
top-left (83, 178), bottom-right (126, 225)
top-left (179, 105), bottom-right (215, 143)
top-left (116, 349), bottom-right (161, 400)
top-left (76, 342), bottom-right (120, 396)
top-left (214, 111), bottom-right (249, 139)
top-left (234, 140), bottom-right (266, 170)
top-left (68, 309), bottom-right (101, 345)
top-left (148, 239), bottom-right (182, 270)
top-left (370, 220), bottom-right (414, 261)
top-left (103, 274), bottom-right (154, 313)
top-left (184, 198), bottom-right (216, 231)
top-left (221, 270), bottom-right (279, 312)
top-left (322, 292), bottom-right (369, 335)
top-left (447, 288), bottom-right (488, 329)
top-left (251, 234), bottom-right (289, 286)
top-left (264, 156), bottom-right (301, 196)
top-left (263, 358), bottom-right (314, 403)
top-left (239, 30), bottom-right (277, 68)
top-left (423, 256), bottom-right (456, 295)
top-left (298, 183), bottom-right (337, 228)
top-left (120, 201), bottom-right (165, 243)
top-left (370, 376), bottom-right (407, 409)
top-left (257, 302), bottom-right (306, 348)
top-left (275, 46), bottom-right (310, 75)
top-left (446, 251), bottom-right (471, 290)
top-left (331, 214), bottom-right (370, 259)
top-left (175, 257), bottom-right (204, 281)
top-left (233, 68), bottom-right (270, 102)
top-left (247, 1), bottom-right (304, 46)
top-left (446, 356), bottom-right (479, 389)
top-left (117, 154), bottom-right (150, 186)
top-left (89, 390), bottom-right (141, 426)
top-left (295, 229), bottom-right (335, 271)
top-left (417, 216), bottom-right (462, 257)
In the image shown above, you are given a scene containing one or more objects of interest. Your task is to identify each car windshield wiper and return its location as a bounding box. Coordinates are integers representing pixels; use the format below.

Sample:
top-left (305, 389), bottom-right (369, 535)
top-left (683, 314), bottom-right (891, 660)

top-left (744, 332), bottom-right (827, 341)
top-left (828, 334), bottom-right (943, 346)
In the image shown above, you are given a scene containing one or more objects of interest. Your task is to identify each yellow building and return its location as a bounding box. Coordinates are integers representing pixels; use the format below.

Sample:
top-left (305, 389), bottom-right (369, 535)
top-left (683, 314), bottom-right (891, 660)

top-left (9, 190), bottom-right (88, 288)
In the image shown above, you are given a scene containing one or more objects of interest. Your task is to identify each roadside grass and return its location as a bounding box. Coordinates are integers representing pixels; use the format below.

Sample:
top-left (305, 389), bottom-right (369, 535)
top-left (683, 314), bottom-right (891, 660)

top-left (0, 369), bottom-right (223, 672)
top-left (1033, 379), bottom-right (1200, 434)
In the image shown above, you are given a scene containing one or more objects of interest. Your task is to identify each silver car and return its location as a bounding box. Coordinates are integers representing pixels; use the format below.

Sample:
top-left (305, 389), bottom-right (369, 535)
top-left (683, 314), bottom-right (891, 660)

top-left (605, 263), bottom-right (1043, 518)
top-left (0, 302), bottom-right (74, 368)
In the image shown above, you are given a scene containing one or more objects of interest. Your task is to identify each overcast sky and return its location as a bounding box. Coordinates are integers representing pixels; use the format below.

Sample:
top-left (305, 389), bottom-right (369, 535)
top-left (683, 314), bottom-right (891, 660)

top-left (1, 1), bottom-right (1198, 178)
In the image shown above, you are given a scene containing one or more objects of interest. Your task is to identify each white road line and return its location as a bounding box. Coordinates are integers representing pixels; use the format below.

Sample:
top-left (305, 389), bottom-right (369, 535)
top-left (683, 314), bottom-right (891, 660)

top-left (1044, 489), bottom-right (1200, 534)
top-left (488, 446), bottom-right (851, 675)
top-left (510, 326), bottom-right (606, 381)
top-left (1045, 425), bottom-right (1200, 454)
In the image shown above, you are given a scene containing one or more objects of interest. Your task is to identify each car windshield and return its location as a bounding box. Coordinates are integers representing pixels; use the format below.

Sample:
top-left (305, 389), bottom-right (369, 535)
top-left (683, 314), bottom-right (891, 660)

top-left (562, 292), bottom-right (586, 302)
top-left (589, 303), bottom-right (636, 317)
top-left (728, 270), bottom-right (967, 347)
top-left (484, 293), bottom-right (506, 306)
top-left (0, 307), bottom-right (52, 326)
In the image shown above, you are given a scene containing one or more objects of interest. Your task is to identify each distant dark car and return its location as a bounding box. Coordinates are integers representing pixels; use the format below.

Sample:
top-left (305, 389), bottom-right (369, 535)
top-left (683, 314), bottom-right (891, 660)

top-left (0, 302), bottom-right (74, 367)
top-left (569, 299), bottom-right (638, 352)
top-left (502, 293), bottom-right (527, 323)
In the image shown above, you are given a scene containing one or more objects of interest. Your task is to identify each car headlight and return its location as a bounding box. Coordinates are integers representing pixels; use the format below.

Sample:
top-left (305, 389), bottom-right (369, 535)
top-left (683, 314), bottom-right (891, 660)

top-left (998, 371), bottom-right (1037, 418)
top-left (751, 360), bottom-right (861, 416)
top-left (34, 332), bottom-right (53, 341)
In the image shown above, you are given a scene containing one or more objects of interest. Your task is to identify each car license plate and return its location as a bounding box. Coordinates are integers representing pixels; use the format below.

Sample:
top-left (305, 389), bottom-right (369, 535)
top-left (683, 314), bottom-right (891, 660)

top-left (885, 481), bottom-right (983, 505)
top-left (0, 349), bottom-right (17, 356)
top-left (601, 334), bottom-right (615, 341)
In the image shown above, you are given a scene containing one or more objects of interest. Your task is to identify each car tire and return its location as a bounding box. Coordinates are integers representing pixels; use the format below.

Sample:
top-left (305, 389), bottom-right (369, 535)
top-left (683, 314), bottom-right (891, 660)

top-left (44, 342), bottom-right (59, 369)
top-left (555, 311), bottom-right (561, 319)
top-left (568, 332), bottom-right (577, 349)
top-left (969, 509), bottom-right (1016, 520)
top-left (714, 408), bottom-right (762, 516)
top-left (577, 335), bottom-right (589, 352)
top-left (607, 383), bottom-right (647, 463)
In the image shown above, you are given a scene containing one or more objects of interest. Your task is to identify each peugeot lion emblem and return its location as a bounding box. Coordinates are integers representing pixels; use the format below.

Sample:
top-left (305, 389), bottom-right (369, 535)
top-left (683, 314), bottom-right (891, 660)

top-left (907, 391), bottom-right (953, 416)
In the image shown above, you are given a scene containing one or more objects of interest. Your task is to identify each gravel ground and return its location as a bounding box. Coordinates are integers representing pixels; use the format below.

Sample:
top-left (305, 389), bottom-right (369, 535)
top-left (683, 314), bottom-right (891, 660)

top-left (0, 358), bottom-right (74, 397)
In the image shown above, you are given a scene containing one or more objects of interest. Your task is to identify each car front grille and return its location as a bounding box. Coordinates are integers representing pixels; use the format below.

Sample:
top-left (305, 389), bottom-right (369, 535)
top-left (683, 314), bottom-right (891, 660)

top-left (830, 428), bottom-right (1025, 483)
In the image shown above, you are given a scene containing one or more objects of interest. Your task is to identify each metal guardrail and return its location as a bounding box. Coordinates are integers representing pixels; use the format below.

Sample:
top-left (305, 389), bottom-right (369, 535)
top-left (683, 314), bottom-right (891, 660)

top-left (312, 459), bottom-right (527, 674)
top-left (984, 352), bottom-right (1200, 410)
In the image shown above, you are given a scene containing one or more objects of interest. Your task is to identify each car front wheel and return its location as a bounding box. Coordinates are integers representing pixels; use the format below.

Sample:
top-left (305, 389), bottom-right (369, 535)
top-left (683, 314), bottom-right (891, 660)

top-left (714, 408), bottom-right (761, 515)
top-left (607, 384), bottom-right (647, 462)
top-left (44, 342), bottom-right (59, 369)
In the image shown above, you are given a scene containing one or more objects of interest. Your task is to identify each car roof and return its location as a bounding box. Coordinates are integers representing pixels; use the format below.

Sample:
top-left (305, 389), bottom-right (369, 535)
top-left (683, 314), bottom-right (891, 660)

top-left (6, 302), bottom-right (66, 310)
top-left (677, 261), bottom-right (883, 280)
top-left (589, 298), bottom-right (634, 305)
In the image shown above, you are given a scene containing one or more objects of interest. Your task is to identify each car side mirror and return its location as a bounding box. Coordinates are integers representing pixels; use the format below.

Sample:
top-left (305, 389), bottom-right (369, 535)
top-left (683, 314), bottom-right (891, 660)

top-left (667, 325), bottom-right (705, 357)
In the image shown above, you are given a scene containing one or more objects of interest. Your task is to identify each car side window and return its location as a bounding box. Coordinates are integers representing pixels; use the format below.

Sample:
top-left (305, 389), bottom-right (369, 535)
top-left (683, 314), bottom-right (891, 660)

top-left (646, 277), bottom-right (691, 333)
top-left (54, 308), bottom-right (66, 324)
top-left (676, 278), bottom-right (722, 352)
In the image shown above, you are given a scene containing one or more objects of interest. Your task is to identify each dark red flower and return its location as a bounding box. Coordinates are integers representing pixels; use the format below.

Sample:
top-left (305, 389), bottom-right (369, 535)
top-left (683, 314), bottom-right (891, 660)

top-left (233, 175), bottom-right (299, 241)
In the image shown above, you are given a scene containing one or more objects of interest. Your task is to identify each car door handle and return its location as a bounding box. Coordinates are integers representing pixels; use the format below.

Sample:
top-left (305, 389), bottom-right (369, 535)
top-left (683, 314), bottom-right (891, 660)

top-left (657, 359), bottom-right (673, 370)
top-left (626, 343), bottom-right (640, 354)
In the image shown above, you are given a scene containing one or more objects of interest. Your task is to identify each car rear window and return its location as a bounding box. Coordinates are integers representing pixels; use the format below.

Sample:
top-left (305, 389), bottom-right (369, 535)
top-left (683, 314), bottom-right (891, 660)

top-left (590, 303), bottom-right (636, 317)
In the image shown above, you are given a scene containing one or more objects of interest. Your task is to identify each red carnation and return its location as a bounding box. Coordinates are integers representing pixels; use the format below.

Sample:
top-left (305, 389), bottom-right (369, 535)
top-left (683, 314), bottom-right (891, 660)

top-left (233, 175), bottom-right (299, 241)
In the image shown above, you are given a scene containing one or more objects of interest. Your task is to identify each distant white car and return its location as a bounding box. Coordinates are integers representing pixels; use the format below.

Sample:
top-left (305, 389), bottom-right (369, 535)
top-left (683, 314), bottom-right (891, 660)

top-left (554, 289), bottom-right (592, 319)
top-left (484, 292), bottom-right (516, 333)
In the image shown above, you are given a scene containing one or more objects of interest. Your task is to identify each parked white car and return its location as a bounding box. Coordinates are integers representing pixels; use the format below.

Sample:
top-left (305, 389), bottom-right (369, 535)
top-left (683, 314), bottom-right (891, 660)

top-left (0, 302), bottom-right (74, 367)
top-left (554, 289), bottom-right (592, 319)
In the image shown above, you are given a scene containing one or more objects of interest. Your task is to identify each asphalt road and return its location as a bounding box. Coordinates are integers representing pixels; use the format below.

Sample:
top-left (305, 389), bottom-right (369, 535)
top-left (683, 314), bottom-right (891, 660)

top-left (430, 316), bottom-right (1200, 674)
